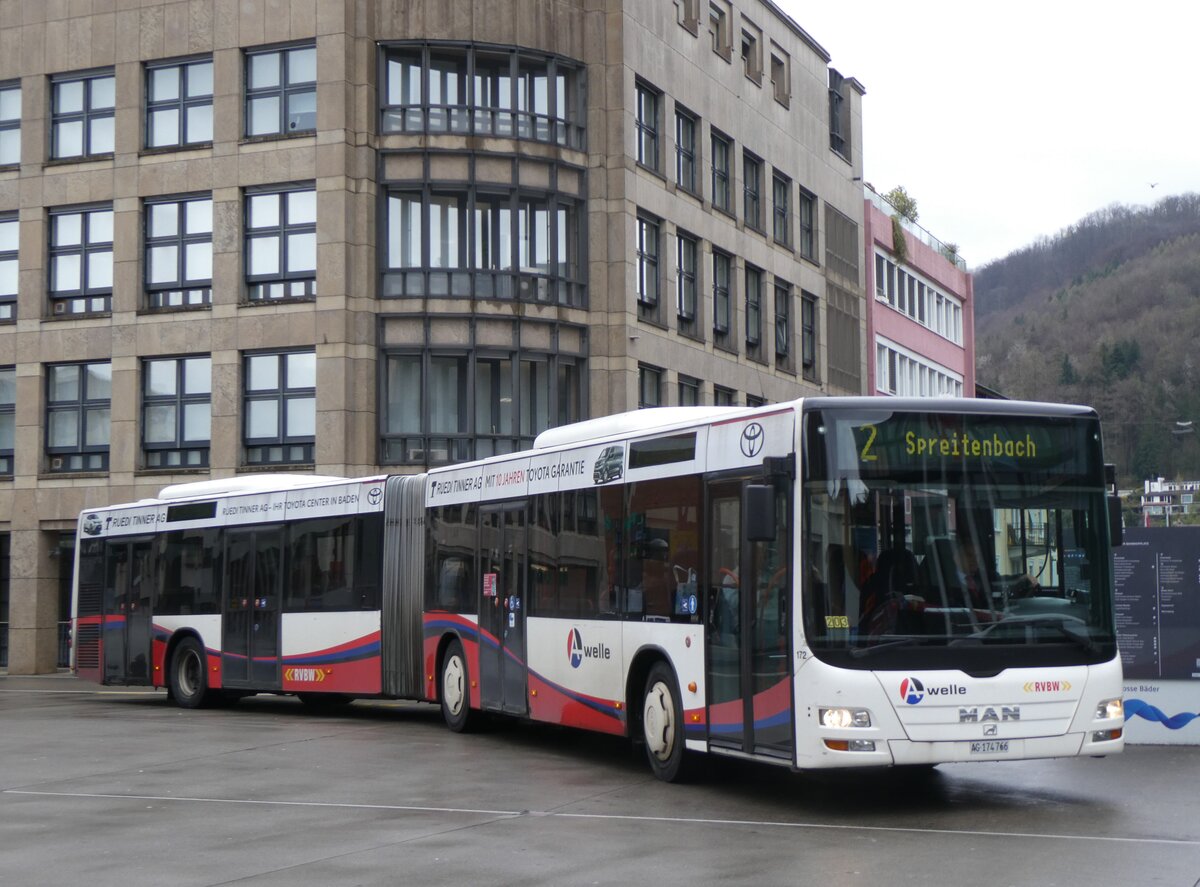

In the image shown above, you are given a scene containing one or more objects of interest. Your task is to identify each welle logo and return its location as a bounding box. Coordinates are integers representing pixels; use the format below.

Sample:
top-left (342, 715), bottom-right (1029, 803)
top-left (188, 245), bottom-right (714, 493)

top-left (567, 628), bottom-right (611, 669)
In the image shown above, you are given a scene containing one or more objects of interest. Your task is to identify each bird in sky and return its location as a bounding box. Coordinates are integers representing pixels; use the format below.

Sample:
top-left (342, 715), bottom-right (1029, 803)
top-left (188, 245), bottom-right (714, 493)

top-left (1149, 182), bottom-right (1159, 188)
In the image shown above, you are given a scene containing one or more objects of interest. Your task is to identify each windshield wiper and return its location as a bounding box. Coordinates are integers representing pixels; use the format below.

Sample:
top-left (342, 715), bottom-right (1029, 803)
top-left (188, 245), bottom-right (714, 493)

top-left (848, 637), bottom-right (920, 659)
top-left (953, 615), bottom-right (1099, 653)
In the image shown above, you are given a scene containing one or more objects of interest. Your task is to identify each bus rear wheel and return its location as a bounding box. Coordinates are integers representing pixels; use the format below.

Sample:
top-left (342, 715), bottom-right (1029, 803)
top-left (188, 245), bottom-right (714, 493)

top-left (440, 640), bottom-right (476, 733)
top-left (642, 662), bottom-right (691, 782)
top-left (169, 637), bottom-right (212, 710)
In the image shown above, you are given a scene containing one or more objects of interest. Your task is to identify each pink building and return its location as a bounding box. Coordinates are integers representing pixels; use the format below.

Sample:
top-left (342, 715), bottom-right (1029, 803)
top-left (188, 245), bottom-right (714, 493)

top-left (863, 190), bottom-right (975, 397)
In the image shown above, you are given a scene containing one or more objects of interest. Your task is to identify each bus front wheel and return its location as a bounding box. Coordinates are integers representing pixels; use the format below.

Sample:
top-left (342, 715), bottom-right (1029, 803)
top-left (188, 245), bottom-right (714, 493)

top-left (642, 662), bottom-right (691, 782)
top-left (169, 637), bottom-right (212, 710)
top-left (440, 640), bottom-right (476, 733)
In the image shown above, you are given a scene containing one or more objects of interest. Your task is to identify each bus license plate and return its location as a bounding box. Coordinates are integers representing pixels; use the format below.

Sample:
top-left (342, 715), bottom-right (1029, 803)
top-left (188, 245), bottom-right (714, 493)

top-left (970, 740), bottom-right (1009, 754)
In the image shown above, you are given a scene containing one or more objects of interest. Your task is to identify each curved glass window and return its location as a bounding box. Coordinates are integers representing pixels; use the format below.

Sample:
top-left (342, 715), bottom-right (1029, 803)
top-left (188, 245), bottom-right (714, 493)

top-left (382, 44), bottom-right (584, 149)
top-left (383, 187), bottom-right (584, 307)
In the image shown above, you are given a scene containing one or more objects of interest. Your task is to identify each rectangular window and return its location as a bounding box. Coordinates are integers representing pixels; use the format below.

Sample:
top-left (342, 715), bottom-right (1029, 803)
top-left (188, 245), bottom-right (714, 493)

top-left (145, 194), bottom-right (213, 309)
top-left (143, 356), bottom-right (211, 468)
top-left (49, 205), bottom-right (113, 315)
top-left (711, 131), bottom-right (732, 214)
top-left (746, 394), bottom-right (766, 408)
top-left (772, 172), bottom-right (790, 246)
top-left (801, 291), bottom-right (817, 374)
top-left (51, 70), bottom-right (114, 159)
top-left (146, 57), bottom-right (213, 148)
top-left (828, 68), bottom-right (851, 160)
top-left (635, 81), bottom-right (659, 170)
top-left (708, 2), bottom-right (730, 57)
top-left (741, 28), bottom-right (761, 83)
top-left (636, 216), bottom-right (659, 308)
top-left (745, 265), bottom-right (762, 347)
top-left (675, 107), bottom-right (696, 193)
top-left (774, 280), bottom-right (791, 360)
top-left (0, 366), bottom-right (13, 476)
top-left (638, 364), bottom-right (662, 408)
top-left (714, 385), bottom-right (735, 406)
top-left (798, 189), bottom-right (816, 260)
top-left (770, 48), bottom-right (790, 106)
top-left (0, 82), bottom-right (20, 166)
top-left (245, 44), bottom-right (316, 137)
top-left (678, 374), bottom-right (700, 406)
top-left (47, 362), bottom-right (111, 472)
top-left (0, 212), bottom-right (16, 321)
top-left (243, 350), bottom-right (315, 465)
top-left (676, 231), bottom-right (697, 322)
top-left (245, 186), bottom-right (316, 301)
top-left (743, 153), bottom-right (761, 230)
top-left (712, 249), bottom-right (731, 335)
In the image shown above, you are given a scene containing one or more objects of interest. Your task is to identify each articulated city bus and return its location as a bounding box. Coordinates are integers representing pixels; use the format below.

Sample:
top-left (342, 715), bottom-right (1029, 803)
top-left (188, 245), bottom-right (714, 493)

top-left (72, 397), bottom-right (1125, 780)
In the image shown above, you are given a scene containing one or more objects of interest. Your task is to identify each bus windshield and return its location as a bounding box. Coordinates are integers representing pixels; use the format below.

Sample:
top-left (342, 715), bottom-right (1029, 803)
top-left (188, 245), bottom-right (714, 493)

top-left (801, 406), bottom-right (1117, 671)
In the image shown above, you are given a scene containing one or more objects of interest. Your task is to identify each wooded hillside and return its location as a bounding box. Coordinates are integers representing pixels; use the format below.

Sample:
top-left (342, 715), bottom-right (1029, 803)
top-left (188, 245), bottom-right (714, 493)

top-left (973, 194), bottom-right (1200, 483)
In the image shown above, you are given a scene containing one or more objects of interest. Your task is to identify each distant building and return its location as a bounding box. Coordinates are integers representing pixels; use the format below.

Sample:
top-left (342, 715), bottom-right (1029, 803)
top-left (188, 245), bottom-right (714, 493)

top-left (862, 190), bottom-right (975, 397)
top-left (1140, 478), bottom-right (1200, 525)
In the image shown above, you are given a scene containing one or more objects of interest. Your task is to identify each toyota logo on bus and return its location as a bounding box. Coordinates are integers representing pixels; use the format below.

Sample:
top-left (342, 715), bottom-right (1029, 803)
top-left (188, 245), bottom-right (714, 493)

top-left (740, 423), bottom-right (765, 458)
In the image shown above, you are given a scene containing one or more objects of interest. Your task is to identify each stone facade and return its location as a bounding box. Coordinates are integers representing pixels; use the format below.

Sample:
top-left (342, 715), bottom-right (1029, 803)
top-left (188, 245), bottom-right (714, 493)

top-left (0, 0), bottom-right (865, 673)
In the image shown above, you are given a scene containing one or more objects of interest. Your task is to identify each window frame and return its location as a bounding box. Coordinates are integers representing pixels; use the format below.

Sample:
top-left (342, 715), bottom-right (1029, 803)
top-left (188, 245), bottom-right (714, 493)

top-left (0, 81), bottom-right (20, 167)
top-left (638, 364), bottom-right (662, 409)
top-left (712, 248), bottom-right (731, 337)
top-left (48, 204), bottom-right (113, 316)
top-left (242, 349), bottom-right (316, 466)
top-left (744, 264), bottom-right (762, 349)
top-left (145, 56), bottom-right (214, 149)
top-left (635, 80), bottom-right (660, 171)
top-left (244, 184), bottom-right (317, 302)
top-left (636, 215), bottom-right (660, 310)
top-left (772, 171), bottom-right (791, 246)
top-left (713, 384), bottom-right (735, 406)
top-left (743, 151), bottom-right (762, 231)
top-left (774, 279), bottom-right (792, 364)
top-left (801, 290), bottom-right (818, 377)
top-left (46, 361), bottom-right (111, 473)
top-left (678, 374), bottom-right (700, 406)
top-left (675, 106), bottom-right (697, 194)
top-left (144, 193), bottom-right (214, 310)
top-left (798, 188), bottom-right (817, 261)
top-left (50, 69), bottom-right (115, 161)
top-left (711, 130), bottom-right (733, 215)
top-left (0, 365), bottom-right (13, 476)
top-left (141, 355), bottom-right (212, 469)
top-left (244, 43), bottom-right (317, 138)
top-left (0, 211), bottom-right (16, 322)
top-left (676, 230), bottom-right (698, 324)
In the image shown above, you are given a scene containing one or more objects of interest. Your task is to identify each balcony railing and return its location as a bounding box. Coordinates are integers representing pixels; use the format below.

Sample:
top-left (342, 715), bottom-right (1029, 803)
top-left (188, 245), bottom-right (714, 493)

top-left (868, 188), bottom-right (968, 272)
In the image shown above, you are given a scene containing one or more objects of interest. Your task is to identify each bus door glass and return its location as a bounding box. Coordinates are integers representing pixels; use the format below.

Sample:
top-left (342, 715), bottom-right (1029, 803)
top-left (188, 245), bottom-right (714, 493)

top-left (103, 538), bottom-right (154, 684)
top-left (222, 527), bottom-right (283, 689)
top-left (478, 503), bottom-right (528, 715)
top-left (706, 479), bottom-right (793, 758)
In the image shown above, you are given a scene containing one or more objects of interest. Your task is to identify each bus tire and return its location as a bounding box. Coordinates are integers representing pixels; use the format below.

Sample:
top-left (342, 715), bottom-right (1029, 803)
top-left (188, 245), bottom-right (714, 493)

top-left (169, 637), bottom-right (212, 710)
top-left (440, 639), bottom-right (476, 733)
top-left (642, 662), bottom-right (691, 782)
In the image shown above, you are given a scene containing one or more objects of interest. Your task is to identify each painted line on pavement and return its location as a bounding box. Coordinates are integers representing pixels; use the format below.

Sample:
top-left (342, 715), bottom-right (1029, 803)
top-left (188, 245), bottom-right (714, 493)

top-left (5, 789), bottom-right (1198, 847)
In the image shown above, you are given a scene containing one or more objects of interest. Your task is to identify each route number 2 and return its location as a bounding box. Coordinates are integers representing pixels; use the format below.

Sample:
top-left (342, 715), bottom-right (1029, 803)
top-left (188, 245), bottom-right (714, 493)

top-left (859, 424), bottom-right (878, 462)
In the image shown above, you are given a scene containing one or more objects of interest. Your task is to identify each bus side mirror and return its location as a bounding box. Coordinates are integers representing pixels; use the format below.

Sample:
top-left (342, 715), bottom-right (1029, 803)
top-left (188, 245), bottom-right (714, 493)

top-left (745, 485), bottom-right (776, 542)
top-left (1108, 495), bottom-right (1123, 547)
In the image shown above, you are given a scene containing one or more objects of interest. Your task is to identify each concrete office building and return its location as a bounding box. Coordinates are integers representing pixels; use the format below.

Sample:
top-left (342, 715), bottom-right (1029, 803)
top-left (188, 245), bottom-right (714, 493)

top-left (0, 0), bottom-right (866, 673)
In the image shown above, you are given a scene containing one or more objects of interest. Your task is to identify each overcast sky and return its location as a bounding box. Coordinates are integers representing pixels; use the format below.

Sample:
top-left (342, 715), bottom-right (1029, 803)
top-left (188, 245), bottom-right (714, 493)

top-left (779, 0), bottom-right (1198, 268)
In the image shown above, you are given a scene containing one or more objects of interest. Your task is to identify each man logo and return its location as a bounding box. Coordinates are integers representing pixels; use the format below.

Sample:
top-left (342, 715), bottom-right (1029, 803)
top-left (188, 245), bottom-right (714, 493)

top-left (567, 628), bottom-right (584, 668)
top-left (899, 677), bottom-right (925, 705)
top-left (740, 422), bottom-right (765, 458)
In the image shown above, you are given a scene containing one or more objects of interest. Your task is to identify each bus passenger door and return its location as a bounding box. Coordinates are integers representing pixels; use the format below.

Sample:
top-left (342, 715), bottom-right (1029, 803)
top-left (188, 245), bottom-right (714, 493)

top-left (102, 539), bottom-right (154, 685)
top-left (706, 479), bottom-right (793, 759)
top-left (478, 503), bottom-right (528, 716)
top-left (222, 527), bottom-right (283, 690)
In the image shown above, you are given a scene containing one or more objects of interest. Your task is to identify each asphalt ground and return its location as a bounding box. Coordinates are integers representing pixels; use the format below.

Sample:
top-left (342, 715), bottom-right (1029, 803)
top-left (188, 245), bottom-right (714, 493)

top-left (1, 673), bottom-right (1198, 886)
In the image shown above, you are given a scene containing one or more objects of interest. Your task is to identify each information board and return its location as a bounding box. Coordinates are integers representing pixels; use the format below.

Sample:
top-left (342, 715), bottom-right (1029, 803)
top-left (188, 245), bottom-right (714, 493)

top-left (1114, 528), bottom-right (1200, 680)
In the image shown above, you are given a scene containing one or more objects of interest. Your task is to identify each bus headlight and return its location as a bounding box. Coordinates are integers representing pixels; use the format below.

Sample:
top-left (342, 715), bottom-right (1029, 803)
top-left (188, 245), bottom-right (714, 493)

top-left (1095, 698), bottom-right (1123, 720)
top-left (820, 707), bottom-right (872, 729)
